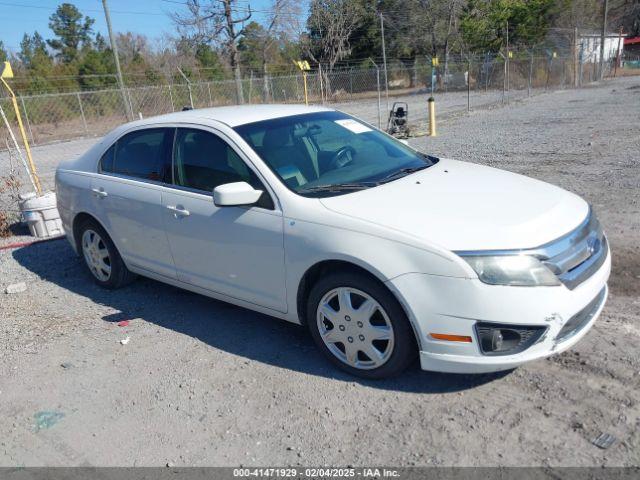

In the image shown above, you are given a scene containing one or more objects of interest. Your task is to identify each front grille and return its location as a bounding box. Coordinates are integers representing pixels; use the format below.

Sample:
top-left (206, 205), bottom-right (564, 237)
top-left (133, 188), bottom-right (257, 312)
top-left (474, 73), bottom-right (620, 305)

top-left (537, 209), bottom-right (608, 290)
top-left (556, 287), bottom-right (606, 342)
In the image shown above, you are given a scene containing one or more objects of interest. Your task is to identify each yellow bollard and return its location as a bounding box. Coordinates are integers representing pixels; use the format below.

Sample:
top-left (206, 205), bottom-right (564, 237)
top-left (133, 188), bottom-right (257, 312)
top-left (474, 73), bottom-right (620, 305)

top-left (428, 97), bottom-right (437, 137)
top-left (303, 71), bottom-right (308, 106)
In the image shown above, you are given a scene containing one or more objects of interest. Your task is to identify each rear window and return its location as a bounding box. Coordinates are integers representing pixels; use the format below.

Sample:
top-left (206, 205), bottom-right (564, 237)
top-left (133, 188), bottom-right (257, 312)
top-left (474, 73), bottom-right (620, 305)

top-left (100, 128), bottom-right (171, 182)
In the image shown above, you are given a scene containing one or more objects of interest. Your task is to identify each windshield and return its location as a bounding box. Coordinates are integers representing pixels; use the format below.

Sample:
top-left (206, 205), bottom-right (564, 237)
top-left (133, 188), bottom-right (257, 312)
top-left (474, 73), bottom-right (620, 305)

top-left (234, 111), bottom-right (437, 197)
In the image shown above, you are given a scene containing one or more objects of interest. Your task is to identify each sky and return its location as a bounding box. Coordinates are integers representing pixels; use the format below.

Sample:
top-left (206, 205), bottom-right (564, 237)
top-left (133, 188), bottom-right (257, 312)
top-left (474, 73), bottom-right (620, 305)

top-left (0, 0), bottom-right (301, 54)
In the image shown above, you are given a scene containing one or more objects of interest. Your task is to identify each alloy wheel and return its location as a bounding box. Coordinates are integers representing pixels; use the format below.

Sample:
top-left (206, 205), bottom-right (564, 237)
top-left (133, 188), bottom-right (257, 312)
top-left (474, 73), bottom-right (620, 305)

top-left (81, 229), bottom-right (111, 282)
top-left (316, 287), bottom-right (395, 370)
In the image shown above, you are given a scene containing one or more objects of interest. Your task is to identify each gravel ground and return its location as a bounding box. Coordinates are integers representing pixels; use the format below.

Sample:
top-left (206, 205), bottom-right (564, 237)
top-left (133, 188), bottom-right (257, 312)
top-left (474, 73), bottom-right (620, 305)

top-left (0, 76), bottom-right (639, 467)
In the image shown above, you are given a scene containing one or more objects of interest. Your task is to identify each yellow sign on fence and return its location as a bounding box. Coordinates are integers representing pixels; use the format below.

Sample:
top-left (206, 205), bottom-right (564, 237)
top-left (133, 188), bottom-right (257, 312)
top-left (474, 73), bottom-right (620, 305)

top-left (293, 60), bottom-right (311, 106)
top-left (295, 60), bottom-right (311, 71)
top-left (1, 61), bottom-right (14, 79)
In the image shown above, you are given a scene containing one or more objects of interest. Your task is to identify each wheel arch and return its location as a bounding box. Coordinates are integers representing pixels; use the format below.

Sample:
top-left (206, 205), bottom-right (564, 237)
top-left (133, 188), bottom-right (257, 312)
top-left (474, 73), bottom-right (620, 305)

top-left (71, 211), bottom-right (111, 253)
top-left (295, 258), bottom-right (422, 351)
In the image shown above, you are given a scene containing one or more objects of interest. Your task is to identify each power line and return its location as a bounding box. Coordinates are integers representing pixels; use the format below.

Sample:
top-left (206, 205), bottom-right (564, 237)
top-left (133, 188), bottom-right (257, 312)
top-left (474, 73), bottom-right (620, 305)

top-left (0, 0), bottom-right (168, 16)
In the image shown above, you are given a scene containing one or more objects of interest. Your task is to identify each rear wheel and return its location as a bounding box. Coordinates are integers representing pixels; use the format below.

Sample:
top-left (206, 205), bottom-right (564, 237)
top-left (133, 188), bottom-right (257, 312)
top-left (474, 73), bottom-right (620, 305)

top-left (78, 218), bottom-right (136, 289)
top-left (307, 271), bottom-right (416, 379)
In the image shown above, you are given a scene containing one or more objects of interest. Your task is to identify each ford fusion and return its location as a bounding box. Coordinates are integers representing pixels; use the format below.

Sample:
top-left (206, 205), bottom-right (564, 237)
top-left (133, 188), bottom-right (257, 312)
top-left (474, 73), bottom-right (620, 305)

top-left (56, 105), bottom-right (610, 379)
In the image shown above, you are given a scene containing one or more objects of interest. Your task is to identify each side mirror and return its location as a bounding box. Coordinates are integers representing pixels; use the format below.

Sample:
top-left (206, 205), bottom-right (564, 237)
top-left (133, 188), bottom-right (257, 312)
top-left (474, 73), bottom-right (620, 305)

top-left (213, 181), bottom-right (263, 207)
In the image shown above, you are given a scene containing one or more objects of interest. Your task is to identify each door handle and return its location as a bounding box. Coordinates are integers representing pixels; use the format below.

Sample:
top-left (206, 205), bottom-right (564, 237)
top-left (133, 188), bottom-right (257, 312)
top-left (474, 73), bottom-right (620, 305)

top-left (91, 188), bottom-right (108, 198)
top-left (166, 205), bottom-right (190, 217)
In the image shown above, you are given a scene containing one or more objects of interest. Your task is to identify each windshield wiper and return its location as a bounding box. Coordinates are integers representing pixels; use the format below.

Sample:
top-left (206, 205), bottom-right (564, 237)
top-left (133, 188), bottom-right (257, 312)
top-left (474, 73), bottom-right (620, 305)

top-left (298, 182), bottom-right (376, 194)
top-left (378, 165), bottom-right (428, 184)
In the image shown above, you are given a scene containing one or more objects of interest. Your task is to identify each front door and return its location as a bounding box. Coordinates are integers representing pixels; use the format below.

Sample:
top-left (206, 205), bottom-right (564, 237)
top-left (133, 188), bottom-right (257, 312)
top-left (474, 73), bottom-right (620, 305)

top-left (161, 127), bottom-right (287, 312)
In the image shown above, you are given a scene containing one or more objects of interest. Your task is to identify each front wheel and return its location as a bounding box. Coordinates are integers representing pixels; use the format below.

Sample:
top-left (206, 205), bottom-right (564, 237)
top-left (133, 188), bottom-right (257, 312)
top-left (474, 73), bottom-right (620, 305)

top-left (307, 271), bottom-right (416, 379)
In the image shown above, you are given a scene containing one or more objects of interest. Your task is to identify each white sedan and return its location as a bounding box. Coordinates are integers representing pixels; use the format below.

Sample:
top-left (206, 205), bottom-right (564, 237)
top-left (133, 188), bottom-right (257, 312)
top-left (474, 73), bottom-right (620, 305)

top-left (56, 105), bottom-right (610, 378)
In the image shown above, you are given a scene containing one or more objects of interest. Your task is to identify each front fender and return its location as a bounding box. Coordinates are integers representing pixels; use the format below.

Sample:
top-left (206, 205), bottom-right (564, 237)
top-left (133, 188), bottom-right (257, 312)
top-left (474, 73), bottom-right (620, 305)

top-left (281, 216), bottom-right (471, 323)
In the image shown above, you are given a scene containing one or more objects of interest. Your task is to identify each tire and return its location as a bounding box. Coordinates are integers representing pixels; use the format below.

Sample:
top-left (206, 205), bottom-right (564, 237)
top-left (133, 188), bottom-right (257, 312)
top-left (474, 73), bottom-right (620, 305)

top-left (77, 218), bottom-right (136, 289)
top-left (307, 271), bottom-right (416, 379)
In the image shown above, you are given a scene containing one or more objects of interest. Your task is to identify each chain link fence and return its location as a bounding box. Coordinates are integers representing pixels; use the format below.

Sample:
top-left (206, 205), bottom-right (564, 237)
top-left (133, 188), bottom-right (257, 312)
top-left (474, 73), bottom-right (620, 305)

top-left (0, 53), bottom-right (631, 152)
top-left (0, 51), bottom-right (637, 203)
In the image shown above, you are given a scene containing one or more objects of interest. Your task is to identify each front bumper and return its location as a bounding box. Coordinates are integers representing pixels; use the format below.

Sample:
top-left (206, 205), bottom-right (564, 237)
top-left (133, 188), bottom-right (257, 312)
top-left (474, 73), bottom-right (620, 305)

top-left (386, 246), bottom-right (611, 374)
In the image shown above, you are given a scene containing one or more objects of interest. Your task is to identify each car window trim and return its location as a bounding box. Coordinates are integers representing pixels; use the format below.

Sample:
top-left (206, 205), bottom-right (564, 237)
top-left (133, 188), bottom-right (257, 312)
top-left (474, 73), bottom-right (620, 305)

top-left (97, 126), bottom-right (173, 183)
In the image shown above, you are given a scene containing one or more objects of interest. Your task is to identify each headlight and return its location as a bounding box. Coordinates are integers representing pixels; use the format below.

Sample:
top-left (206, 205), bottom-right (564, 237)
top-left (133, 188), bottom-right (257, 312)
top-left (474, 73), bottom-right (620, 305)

top-left (461, 255), bottom-right (561, 286)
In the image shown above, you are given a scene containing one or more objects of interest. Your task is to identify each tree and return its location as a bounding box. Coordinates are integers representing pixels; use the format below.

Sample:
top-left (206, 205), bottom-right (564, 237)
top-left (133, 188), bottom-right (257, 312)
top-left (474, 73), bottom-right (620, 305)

top-left (0, 41), bottom-right (7, 63)
top-left (239, 0), bottom-right (297, 101)
top-left (78, 50), bottom-right (112, 89)
top-left (460, 0), bottom-right (555, 53)
top-left (347, 0), bottom-right (382, 62)
top-left (17, 32), bottom-right (55, 92)
top-left (47, 3), bottom-right (95, 63)
top-left (116, 32), bottom-right (149, 66)
top-left (172, 0), bottom-right (252, 103)
top-left (19, 32), bottom-right (49, 68)
top-left (195, 43), bottom-right (226, 80)
top-left (305, 0), bottom-right (363, 94)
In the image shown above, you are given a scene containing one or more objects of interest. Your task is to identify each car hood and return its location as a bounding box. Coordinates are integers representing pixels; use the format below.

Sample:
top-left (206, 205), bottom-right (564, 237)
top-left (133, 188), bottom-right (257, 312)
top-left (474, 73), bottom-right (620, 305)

top-left (319, 159), bottom-right (589, 251)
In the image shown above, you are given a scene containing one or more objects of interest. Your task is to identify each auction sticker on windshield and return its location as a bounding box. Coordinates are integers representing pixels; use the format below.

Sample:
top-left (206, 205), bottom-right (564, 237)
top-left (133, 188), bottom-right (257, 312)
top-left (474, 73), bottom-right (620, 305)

top-left (335, 118), bottom-right (372, 133)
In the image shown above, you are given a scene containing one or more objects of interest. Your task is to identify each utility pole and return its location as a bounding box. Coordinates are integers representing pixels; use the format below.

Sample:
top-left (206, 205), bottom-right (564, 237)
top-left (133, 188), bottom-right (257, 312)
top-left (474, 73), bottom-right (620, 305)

top-left (380, 13), bottom-right (389, 112)
top-left (102, 0), bottom-right (132, 120)
top-left (599, 0), bottom-right (609, 81)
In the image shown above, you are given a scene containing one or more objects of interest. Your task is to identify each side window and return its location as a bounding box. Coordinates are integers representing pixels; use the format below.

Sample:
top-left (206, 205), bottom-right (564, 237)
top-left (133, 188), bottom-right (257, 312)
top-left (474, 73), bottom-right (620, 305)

top-left (99, 144), bottom-right (115, 173)
top-left (173, 128), bottom-right (274, 209)
top-left (105, 128), bottom-right (171, 182)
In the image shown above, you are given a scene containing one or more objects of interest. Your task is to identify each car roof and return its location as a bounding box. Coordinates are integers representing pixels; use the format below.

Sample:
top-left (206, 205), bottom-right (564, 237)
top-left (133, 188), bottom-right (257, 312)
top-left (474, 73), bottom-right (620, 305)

top-left (131, 104), bottom-right (334, 128)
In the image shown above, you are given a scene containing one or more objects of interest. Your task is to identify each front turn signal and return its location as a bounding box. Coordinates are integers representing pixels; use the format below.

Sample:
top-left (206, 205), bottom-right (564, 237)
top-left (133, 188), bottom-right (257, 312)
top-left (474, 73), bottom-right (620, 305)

top-left (429, 333), bottom-right (473, 343)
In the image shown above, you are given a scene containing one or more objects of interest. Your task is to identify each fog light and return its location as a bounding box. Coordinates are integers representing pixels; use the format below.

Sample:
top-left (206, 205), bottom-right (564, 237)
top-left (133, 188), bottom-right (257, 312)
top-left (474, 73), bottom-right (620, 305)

top-left (489, 329), bottom-right (503, 351)
top-left (475, 323), bottom-right (547, 356)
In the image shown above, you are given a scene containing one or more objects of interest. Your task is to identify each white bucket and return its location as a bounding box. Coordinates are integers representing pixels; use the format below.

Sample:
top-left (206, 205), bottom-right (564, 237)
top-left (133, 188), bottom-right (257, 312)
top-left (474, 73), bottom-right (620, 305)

top-left (19, 191), bottom-right (65, 239)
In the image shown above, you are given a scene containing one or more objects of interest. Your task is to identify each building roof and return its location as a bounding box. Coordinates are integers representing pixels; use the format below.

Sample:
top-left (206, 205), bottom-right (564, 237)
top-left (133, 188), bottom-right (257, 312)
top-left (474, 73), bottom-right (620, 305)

top-left (580, 32), bottom-right (623, 38)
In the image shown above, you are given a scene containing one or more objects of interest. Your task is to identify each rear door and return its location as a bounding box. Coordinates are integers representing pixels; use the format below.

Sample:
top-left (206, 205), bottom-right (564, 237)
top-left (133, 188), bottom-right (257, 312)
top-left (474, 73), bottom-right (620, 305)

top-left (160, 127), bottom-right (287, 312)
top-left (91, 127), bottom-right (176, 279)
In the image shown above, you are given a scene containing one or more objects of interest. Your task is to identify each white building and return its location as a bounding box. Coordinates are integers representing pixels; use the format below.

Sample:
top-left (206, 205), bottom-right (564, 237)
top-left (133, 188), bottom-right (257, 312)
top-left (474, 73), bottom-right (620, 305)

top-left (579, 32), bottom-right (624, 63)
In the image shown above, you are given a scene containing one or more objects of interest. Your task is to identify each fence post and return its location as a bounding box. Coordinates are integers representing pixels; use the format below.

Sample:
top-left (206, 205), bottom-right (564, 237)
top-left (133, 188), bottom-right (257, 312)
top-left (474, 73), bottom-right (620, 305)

top-left (207, 82), bottom-right (213, 106)
top-left (19, 96), bottom-right (36, 145)
top-left (319, 64), bottom-right (325, 104)
top-left (76, 92), bottom-right (88, 134)
top-left (484, 53), bottom-right (489, 92)
top-left (177, 67), bottom-right (194, 109)
top-left (467, 56), bottom-right (471, 112)
top-left (168, 84), bottom-right (175, 111)
top-left (349, 68), bottom-right (353, 101)
top-left (502, 56), bottom-right (506, 104)
top-left (126, 88), bottom-right (135, 117)
top-left (376, 66), bottom-right (382, 129)
top-left (528, 50), bottom-right (534, 97)
top-left (545, 56), bottom-right (553, 91)
top-left (578, 46), bottom-right (584, 87)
